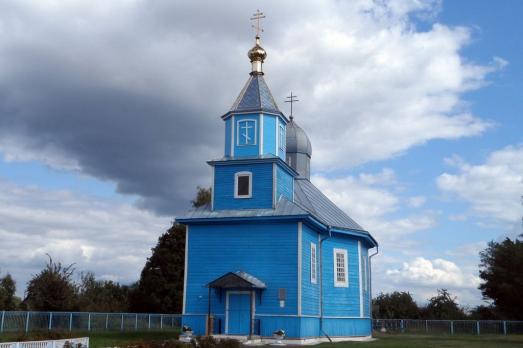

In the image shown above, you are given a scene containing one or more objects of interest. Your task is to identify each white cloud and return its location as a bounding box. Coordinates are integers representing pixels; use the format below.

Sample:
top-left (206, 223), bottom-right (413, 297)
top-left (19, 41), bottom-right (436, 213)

top-left (437, 144), bottom-right (523, 227)
top-left (311, 171), bottom-right (436, 243)
top-left (0, 179), bottom-right (170, 295)
top-left (408, 196), bottom-right (426, 208)
top-left (384, 256), bottom-right (482, 305)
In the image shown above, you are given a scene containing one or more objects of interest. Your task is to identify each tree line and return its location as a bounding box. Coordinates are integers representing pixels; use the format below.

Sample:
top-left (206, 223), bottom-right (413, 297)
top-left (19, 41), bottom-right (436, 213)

top-left (1, 187), bottom-right (522, 320)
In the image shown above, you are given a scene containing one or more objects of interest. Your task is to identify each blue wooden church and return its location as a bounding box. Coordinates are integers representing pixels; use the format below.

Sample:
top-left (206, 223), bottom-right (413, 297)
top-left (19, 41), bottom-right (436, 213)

top-left (176, 32), bottom-right (378, 342)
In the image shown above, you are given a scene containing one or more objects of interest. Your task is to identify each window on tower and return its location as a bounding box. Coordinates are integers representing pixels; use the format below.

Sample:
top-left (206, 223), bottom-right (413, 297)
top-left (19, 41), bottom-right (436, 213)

top-left (234, 171), bottom-right (252, 198)
top-left (237, 119), bottom-right (257, 146)
top-left (279, 123), bottom-right (285, 152)
top-left (334, 248), bottom-right (349, 287)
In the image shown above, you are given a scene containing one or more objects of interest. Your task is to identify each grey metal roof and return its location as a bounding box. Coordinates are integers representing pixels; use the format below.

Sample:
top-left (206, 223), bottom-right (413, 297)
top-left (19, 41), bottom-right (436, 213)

top-left (286, 120), bottom-right (312, 157)
top-left (294, 178), bottom-right (366, 232)
top-left (176, 196), bottom-right (308, 221)
top-left (207, 271), bottom-right (266, 289)
top-left (229, 74), bottom-right (280, 114)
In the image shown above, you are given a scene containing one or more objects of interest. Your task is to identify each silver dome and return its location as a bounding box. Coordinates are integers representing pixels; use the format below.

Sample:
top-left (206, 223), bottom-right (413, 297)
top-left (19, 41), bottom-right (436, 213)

top-left (286, 119), bottom-right (312, 179)
top-left (286, 119), bottom-right (312, 157)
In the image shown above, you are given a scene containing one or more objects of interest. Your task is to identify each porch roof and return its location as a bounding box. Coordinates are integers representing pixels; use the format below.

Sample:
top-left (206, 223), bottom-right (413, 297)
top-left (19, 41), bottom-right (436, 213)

top-left (206, 271), bottom-right (266, 289)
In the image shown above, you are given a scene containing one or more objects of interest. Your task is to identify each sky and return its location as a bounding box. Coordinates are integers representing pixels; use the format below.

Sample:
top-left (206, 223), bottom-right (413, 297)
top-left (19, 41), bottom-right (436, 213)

top-left (0, 0), bottom-right (521, 308)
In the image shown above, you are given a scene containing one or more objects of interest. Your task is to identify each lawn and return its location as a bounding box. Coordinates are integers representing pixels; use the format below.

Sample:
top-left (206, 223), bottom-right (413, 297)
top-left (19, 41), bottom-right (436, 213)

top-left (320, 333), bottom-right (523, 348)
top-left (2, 331), bottom-right (523, 348)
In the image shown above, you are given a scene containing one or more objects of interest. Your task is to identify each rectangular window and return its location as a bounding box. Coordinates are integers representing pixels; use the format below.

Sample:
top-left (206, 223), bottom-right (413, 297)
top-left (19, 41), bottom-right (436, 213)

top-left (310, 243), bottom-right (317, 283)
top-left (234, 172), bottom-right (252, 198)
top-left (279, 124), bottom-right (285, 152)
top-left (237, 119), bottom-right (257, 146)
top-left (334, 248), bottom-right (348, 287)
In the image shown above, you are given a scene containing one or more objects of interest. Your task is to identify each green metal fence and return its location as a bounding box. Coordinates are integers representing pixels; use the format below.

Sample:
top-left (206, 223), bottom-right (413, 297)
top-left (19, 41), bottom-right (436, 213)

top-left (373, 319), bottom-right (523, 335)
top-left (0, 311), bottom-right (181, 333)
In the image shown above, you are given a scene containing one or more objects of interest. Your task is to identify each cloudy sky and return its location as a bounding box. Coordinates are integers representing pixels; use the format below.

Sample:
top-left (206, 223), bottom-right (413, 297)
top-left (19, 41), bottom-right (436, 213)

top-left (0, 0), bottom-right (521, 307)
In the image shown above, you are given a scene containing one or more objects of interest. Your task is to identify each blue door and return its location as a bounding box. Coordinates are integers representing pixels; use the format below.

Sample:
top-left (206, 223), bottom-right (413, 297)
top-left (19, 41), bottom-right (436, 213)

top-left (227, 293), bottom-right (251, 335)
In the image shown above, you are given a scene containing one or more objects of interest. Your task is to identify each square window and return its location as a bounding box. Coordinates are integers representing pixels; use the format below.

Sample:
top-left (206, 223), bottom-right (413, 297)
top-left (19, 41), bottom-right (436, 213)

top-left (234, 172), bottom-right (252, 198)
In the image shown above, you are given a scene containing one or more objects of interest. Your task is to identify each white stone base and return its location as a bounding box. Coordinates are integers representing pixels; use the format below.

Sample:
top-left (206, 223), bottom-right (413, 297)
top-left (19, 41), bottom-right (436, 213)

top-left (211, 335), bottom-right (375, 346)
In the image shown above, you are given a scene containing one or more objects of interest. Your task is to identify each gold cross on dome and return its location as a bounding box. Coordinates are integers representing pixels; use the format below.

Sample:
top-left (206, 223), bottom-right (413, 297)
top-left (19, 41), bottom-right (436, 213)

top-left (250, 9), bottom-right (266, 37)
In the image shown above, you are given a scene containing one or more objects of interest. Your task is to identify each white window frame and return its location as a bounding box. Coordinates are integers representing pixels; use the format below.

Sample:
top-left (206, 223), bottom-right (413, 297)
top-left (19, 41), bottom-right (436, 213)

top-left (236, 119), bottom-right (257, 146)
top-left (279, 123), bottom-right (286, 152)
top-left (234, 171), bottom-right (252, 199)
top-left (310, 242), bottom-right (317, 284)
top-left (333, 248), bottom-right (349, 287)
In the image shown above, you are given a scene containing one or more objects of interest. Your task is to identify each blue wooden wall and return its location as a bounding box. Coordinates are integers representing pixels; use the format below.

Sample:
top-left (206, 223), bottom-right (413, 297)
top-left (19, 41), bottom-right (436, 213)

top-left (321, 234), bottom-right (361, 317)
top-left (184, 222), bottom-right (299, 327)
top-left (262, 115), bottom-right (277, 156)
top-left (213, 162), bottom-right (273, 210)
top-left (301, 224), bottom-right (320, 316)
top-left (276, 164), bottom-right (293, 202)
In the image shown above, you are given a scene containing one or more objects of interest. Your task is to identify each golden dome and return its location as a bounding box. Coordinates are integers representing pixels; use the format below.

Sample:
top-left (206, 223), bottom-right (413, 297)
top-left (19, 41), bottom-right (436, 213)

top-left (248, 37), bottom-right (267, 62)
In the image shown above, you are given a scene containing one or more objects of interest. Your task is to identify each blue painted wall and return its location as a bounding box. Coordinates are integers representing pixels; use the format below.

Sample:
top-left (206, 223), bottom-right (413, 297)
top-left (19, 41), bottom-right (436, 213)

top-left (361, 246), bottom-right (370, 318)
top-left (321, 234), bottom-right (361, 317)
top-left (184, 221), bottom-right (299, 335)
top-left (224, 118), bottom-right (231, 157)
top-left (276, 164), bottom-right (293, 202)
top-left (213, 162), bottom-right (273, 210)
top-left (301, 224), bottom-right (320, 316)
top-left (233, 114), bottom-right (260, 157)
top-left (262, 115), bottom-right (276, 156)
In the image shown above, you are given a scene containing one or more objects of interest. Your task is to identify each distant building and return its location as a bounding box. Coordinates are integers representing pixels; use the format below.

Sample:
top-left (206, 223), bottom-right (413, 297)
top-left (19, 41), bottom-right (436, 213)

top-left (177, 31), bottom-right (378, 342)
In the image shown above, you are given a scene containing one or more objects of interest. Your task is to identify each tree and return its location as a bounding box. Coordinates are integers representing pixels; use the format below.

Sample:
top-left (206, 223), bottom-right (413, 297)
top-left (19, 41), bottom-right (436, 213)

top-left (423, 289), bottom-right (466, 320)
top-left (373, 291), bottom-right (420, 319)
top-left (131, 186), bottom-right (211, 313)
top-left (191, 186), bottom-right (211, 208)
top-left (24, 256), bottom-right (78, 311)
top-left (77, 272), bottom-right (130, 312)
top-left (0, 273), bottom-right (18, 310)
top-left (479, 235), bottom-right (523, 319)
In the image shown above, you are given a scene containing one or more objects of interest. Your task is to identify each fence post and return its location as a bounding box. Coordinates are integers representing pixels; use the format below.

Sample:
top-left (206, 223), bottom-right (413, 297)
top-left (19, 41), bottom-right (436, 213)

top-left (160, 315), bottom-right (163, 330)
top-left (25, 311), bottom-right (30, 333)
top-left (400, 319), bottom-right (404, 333)
top-left (476, 321), bottom-right (480, 335)
top-left (106, 314), bottom-right (109, 330)
top-left (148, 314), bottom-right (151, 330)
top-left (69, 313), bottom-right (73, 332)
top-left (503, 321), bottom-right (507, 335)
top-left (425, 320), bottom-right (428, 333)
top-left (88, 313), bottom-right (91, 332)
top-left (0, 310), bottom-right (5, 333)
top-left (49, 312), bottom-right (53, 331)
top-left (450, 321), bottom-right (454, 335)
top-left (135, 314), bottom-right (138, 331)
top-left (120, 314), bottom-right (124, 332)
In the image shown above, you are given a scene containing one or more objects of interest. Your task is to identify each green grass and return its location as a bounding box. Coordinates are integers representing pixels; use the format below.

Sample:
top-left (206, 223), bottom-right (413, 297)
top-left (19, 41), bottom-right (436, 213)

top-left (2, 331), bottom-right (523, 348)
top-left (319, 333), bottom-right (523, 348)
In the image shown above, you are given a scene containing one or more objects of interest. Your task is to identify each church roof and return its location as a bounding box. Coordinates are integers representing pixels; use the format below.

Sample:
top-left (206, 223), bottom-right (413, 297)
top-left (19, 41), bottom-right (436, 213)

top-left (226, 74), bottom-right (281, 115)
top-left (293, 178), bottom-right (365, 232)
top-left (176, 196), bottom-right (308, 221)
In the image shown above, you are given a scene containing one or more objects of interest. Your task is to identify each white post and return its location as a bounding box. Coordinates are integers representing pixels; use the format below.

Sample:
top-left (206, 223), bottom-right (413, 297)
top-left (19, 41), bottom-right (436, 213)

top-left (135, 314), bottom-right (138, 331)
top-left (120, 314), bottom-right (124, 331)
top-left (0, 310), bottom-right (5, 333)
top-left (48, 312), bottom-right (53, 331)
top-left (160, 315), bottom-right (163, 330)
top-left (450, 321), bottom-right (454, 335)
top-left (476, 321), bottom-right (480, 335)
top-left (25, 312), bottom-right (30, 333)
top-left (105, 314), bottom-right (109, 330)
top-left (503, 321), bottom-right (507, 335)
top-left (148, 314), bottom-right (151, 330)
top-left (69, 313), bottom-right (73, 332)
top-left (88, 313), bottom-right (91, 332)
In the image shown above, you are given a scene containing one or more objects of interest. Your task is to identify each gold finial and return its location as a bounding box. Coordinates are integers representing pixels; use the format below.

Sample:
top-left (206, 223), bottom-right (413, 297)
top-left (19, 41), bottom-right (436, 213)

top-left (285, 92), bottom-right (299, 120)
top-left (250, 9), bottom-right (265, 38)
top-left (248, 10), bottom-right (267, 75)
